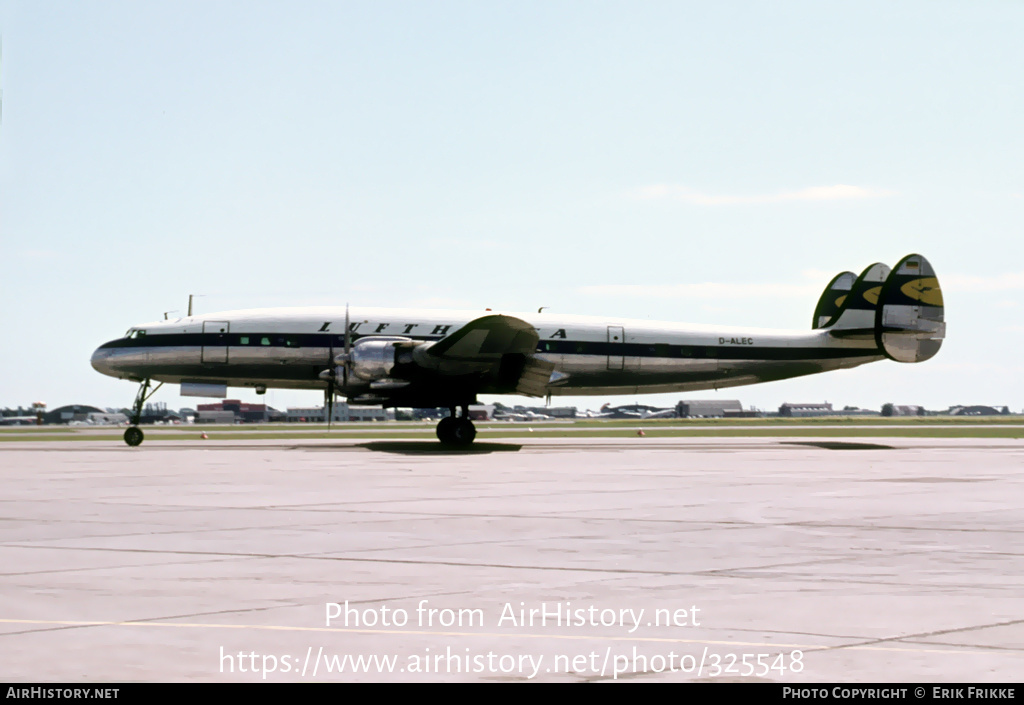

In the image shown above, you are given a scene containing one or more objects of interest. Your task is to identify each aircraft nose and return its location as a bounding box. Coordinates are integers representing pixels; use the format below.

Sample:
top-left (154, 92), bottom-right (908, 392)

top-left (90, 345), bottom-right (118, 378)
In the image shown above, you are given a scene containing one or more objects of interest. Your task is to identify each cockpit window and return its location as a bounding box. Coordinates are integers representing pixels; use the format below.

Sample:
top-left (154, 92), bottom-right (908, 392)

top-left (126, 329), bottom-right (147, 339)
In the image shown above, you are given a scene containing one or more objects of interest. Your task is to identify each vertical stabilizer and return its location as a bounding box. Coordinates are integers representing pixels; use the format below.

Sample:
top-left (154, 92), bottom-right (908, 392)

top-left (820, 263), bottom-right (890, 332)
top-left (874, 254), bottom-right (945, 362)
top-left (812, 271), bottom-right (856, 328)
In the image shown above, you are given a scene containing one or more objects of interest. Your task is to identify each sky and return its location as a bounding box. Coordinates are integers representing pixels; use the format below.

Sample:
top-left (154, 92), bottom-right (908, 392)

top-left (1, 1), bottom-right (1022, 414)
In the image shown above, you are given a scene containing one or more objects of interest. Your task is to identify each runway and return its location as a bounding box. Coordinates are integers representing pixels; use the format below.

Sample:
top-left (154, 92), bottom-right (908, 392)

top-left (1, 437), bottom-right (1022, 682)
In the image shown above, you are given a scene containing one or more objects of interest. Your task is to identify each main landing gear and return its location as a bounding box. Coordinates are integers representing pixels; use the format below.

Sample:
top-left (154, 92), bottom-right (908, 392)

top-left (123, 378), bottom-right (163, 447)
top-left (436, 406), bottom-right (476, 446)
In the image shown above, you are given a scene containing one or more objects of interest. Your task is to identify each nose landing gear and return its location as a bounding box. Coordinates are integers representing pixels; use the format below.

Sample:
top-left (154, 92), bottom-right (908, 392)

top-left (436, 406), bottom-right (476, 446)
top-left (123, 378), bottom-right (163, 447)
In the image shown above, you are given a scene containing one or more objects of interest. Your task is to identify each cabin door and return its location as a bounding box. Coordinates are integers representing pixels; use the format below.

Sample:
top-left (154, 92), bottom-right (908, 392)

top-left (202, 321), bottom-right (230, 364)
top-left (607, 326), bottom-right (624, 370)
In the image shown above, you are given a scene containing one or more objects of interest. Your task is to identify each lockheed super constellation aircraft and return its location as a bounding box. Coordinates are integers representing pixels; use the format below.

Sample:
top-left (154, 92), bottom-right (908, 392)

top-left (91, 254), bottom-right (944, 447)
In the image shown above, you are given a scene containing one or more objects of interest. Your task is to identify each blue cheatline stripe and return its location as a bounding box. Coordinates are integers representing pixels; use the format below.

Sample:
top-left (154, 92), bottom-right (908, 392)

top-left (99, 333), bottom-right (879, 362)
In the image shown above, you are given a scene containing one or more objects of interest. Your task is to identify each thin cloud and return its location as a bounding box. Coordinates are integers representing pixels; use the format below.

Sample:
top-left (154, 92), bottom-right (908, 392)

top-left (407, 296), bottom-right (480, 309)
top-left (579, 282), bottom-right (821, 299)
top-left (631, 184), bottom-right (896, 205)
top-left (580, 270), bottom-right (1024, 302)
top-left (926, 362), bottom-right (1022, 374)
top-left (581, 270), bottom-right (831, 300)
top-left (944, 272), bottom-right (1024, 292)
top-left (429, 237), bottom-right (508, 252)
top-left (801, 268), bottom-right (844, 281)
top-left (19, 249), bottom-right (61, 259)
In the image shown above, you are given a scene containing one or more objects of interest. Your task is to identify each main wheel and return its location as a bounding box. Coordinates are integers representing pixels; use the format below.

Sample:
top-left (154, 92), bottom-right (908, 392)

top-left (449, 418), bottom-right (477, 446)
top-left (124, 426), bottom-right (144, 447)
top-left (436, 417), bottom-right (457, 444)
top-left (436, 417), bottom-right (476, 446)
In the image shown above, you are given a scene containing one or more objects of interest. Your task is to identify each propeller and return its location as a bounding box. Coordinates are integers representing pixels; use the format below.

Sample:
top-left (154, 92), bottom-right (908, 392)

top-left (344, 303), bottom-right (351, 378)
top-left (325, 335), bottom-right (335, 431)
top-left (328, 304), bottom-right (354, 429)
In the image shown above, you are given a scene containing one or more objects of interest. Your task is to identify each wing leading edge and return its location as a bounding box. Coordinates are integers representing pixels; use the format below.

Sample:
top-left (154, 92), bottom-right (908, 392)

top-left (417, 314), bottom-right (556, 398)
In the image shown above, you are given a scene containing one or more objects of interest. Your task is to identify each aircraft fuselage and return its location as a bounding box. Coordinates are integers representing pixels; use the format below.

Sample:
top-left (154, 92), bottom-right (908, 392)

top-left (91, 306), bottom-right (883, 399)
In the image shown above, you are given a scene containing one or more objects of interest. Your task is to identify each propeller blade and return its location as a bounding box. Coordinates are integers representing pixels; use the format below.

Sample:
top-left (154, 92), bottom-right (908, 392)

top-left (326, 334), bottom-right (335, 432)
top-left (344, 304), bottom-right (351, 352)
top-left (326, 384), bottom-right (335, 431)
top-left (343, 303), bottom-right (352, 388)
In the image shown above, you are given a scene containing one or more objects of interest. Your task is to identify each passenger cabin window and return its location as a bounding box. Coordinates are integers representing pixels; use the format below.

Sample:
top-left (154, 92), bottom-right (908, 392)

top-left (239, 336), bottom-right (250, 345)
top-left (261, 337), bottom-right (271, 346)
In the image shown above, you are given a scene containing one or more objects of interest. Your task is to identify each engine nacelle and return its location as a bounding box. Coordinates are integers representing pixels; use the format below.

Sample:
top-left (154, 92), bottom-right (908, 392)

top-left (336, 337), bottom-right (420, 382)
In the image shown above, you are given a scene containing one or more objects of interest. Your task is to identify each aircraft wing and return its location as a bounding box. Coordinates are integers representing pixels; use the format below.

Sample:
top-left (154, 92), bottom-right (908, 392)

top-left (426, 314), bottom-right (539, 362)
top-left (397, 314), bottom-right (556, 400)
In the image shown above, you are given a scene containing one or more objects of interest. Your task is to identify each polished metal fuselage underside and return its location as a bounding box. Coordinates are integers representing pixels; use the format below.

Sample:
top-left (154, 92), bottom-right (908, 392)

top-left (91, 306), bottom-right (885, 399)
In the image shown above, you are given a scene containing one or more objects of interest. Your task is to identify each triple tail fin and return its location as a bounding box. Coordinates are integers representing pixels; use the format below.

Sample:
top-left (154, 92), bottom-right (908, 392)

top-left (815, 254), bottom-right (945, 362)
top-left (818, 262), bottom-right (891, 334)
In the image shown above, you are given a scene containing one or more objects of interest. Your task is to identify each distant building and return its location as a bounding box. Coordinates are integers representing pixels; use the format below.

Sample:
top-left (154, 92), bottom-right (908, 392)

top-left (2, 405), bottom-right (46, 424)
top-left (522, 406), bottom-right (576, 418)
top-left (195, 410), bottom-right (237, 424)
top-left (0, 416), bottom-right (39, 426)
top-left (38, 405), bottom-right (129, 426)
top-left (676, 400), bottom-right (743, 418)
top-left (590, 404), bottom-right (675, 419)
top-left (779, 402), bottom-right (834, 417)
top-left (285, 403), bottom-right (393, 422)
top-left (409, 407), bottom-right (451, 420)
top-left (467, 405), bottom-right (496, 421)
top-left (197, 400), bottom-right (284, 423)
top-left (947, 405), bottom-right (1009, 416)
top-left (132, 402), bottom-right (181, 424)
top-left (87, 411), bottom-right (128, 425)
top-left (286, 406), bottom-right (348, 423)
top-left (42, 405), bottom-right (104, 424)
top-left (348, 406), bottom-right (392, 422)
top-left (837, 406), bottom-right (881, 417)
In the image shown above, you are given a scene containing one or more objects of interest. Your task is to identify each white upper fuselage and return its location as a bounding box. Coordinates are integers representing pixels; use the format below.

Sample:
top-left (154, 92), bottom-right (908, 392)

top-left (91, 306), bottom-right (884, 399)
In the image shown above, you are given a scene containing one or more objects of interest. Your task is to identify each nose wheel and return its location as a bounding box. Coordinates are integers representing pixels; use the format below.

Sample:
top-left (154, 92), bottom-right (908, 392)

top-left (436, 406), bottom-right (476, 446)
top-left (124, 426), bottom-right (144, 446)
